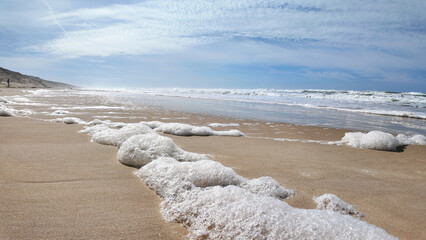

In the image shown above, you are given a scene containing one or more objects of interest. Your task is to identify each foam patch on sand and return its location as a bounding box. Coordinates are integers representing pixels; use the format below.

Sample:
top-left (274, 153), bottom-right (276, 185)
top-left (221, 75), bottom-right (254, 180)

top-left (208, 123), bottom-right (240, 127)
top-left (263, 137), bottom-right (343, 145)
top-left (137, 157), bottom-right (294, 200)
top-left (242, 176), bottom-right (294, 200)
top-left (78, 118), bottom-right (396, 239)
top-left (118, 133), bottom-right (209, 168)
top-left (342, 131), bottom-right (426, 151)
top-left (131, 129), bottom-right (394, 239)
top-left (154, 122), bottom-right (244, 137)
top-left (138, 163), bottom-right (395, 239)
top-left (87, 119), bottom-right (128, 128)
top-left (0, 106), bottom-right (14, 116)
top-left (396, 134), bottom-right (426, 145)
top-left (50, 110), bottom-right (70, 115)
top-left (313, 194), bottom-right (365, 218)
top-left (79, 124), bottom-right (111, 135)
top-left (52, 106), bottom-right (127, 110)
top-left (15, 109), bottom-right (34, 115)
top-left (140, 121), bottom-right (164, 129)
top-left (9, 96), bottom-right (32, 103)
top-left (90, 123), bottom-right (153, 147)
top-left (53, 117), bottom-right (86, 124)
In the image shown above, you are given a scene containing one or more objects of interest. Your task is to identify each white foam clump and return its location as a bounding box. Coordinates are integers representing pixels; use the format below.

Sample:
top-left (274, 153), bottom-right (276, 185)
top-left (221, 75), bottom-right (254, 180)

top-left (165, 187), bottom-right (396, 239)
top-left (50, 110), bottom-right (70, 115)
top-left (53, 117), bottom-right (85, 124)
top-left (139, 162), bottom-right (395, 239)
top-left (0, 97), bottom-right (9, 103)
top-left (15, 109), bottom-right (33, 115)
top-left (140, 121), bottom-right (164, 129)
top-left (90, 123), bottom-right (153, 147)
top-left (342, 131), bottom-right (426, 151)
top-left (208, 122), bottom-right (240, 127)
top-left (79, 124), bottom-right (111, 135)
top-left (88, 119), bottom-right (128, 128)
top-left (137, 157), bottom-right (294, 200)
top-left (313, 193), bottom-right (365, 218)
top-left (0, 106), bottom-right (14, 116)
top-left (118, 133), bottom-right (209, 168)
top-left (155, 122), bottom-right (244, 137)
top-left (396, 134), bottom-right (426, 145)
top-left (243, 176), bottom-right (294, 200)
top-left (136, 156), bottom-right (395, 239)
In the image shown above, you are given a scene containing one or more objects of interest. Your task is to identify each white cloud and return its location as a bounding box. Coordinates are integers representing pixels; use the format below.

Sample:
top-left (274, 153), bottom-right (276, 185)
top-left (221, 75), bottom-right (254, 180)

top-left (33, 0), bottom-right (426, 60)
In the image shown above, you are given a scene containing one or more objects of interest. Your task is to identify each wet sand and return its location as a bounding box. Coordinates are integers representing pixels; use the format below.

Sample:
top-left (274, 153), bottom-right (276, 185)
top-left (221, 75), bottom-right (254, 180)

top-left (1, 88), bottom-right (425, 239)
top-left (0, 116), bottom-right (187, 239)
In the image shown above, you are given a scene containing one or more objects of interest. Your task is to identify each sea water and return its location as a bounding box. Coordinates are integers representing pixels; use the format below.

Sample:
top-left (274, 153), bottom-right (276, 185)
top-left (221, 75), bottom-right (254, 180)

top-left (85, 88), bottom-right (426, 135)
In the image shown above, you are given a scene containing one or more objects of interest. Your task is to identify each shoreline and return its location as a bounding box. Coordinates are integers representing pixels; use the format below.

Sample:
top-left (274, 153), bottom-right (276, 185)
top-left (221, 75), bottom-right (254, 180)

top-left (1, 88), bottom-right (425, 239)
top-left (85, 88), bottom-right (426, 136)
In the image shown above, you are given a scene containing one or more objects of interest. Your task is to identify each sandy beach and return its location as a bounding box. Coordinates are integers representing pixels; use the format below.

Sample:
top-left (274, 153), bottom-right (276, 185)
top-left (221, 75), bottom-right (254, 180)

top-left (0, 112), bottom-right (187, 239)
top-left (1, 88), bottom-right (425, 239)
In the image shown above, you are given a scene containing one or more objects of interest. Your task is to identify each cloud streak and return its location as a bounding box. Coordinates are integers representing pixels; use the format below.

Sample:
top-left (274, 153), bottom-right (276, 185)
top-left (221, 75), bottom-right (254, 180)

top-left (34, 0), bottom-right (425, 58)
top-left (40, 0), bottom-right (67, 34)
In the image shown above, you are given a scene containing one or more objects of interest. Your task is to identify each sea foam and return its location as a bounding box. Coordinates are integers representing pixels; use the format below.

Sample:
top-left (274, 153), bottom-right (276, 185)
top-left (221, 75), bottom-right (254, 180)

top-left (313, 193), bottom-right (365, 218)
top-left (76, 117), bottom-right (396, 239)
top-left (342, 131), bottom-right (426, 151)
top-left (155, 122), bottom-right (244, 137)
top-left (50, 110), bottom-right (70, 115)
top-left (138, 162), bottom-right (395, 240)
top-left (208, 122), bottom-right (240, 127)
top-left (0, 106), bottom-right (14, 116)
top-left (137, 157), bottom-right (294, 200)
top-left (131, 130), bottom-right (395, 239)
top-left (396, 134), bottom-right (426, 145)
top-left (53, 117), bottom-right (86, 124)
top-left (117, 133), bottom-right (209, 168)
top-left (90, 123), bottom-right (153, 147)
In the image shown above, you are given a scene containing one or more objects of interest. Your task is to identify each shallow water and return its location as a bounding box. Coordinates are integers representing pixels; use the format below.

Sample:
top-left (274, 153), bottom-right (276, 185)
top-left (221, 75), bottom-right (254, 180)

top-left (86, 89), bottom-right (426, 135)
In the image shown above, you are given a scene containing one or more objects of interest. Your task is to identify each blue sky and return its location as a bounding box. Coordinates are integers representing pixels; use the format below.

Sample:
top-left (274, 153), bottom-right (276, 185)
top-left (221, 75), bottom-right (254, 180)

top-left (0, 0), bottom-right (425, 92)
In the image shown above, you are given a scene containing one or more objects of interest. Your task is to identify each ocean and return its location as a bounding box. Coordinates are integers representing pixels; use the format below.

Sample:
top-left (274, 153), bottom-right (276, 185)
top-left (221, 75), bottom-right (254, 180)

top-left (85, 88), bottom-right (426, 135)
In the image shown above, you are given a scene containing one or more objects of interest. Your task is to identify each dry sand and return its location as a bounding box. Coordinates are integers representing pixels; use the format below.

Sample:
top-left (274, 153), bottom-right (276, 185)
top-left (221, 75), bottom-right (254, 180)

top-left (1, 88), bottom-right (425, 239)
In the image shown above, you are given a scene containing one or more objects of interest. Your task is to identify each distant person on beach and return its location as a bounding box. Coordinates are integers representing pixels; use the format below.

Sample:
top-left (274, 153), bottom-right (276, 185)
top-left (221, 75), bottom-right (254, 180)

top-left (7, 78), bottom-right (10, 88)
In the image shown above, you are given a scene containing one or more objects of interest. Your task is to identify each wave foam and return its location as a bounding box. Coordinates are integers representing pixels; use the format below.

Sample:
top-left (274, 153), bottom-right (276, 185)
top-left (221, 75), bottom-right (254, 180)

top-left (117, 133), bottom-right (209, 168)
top-left (50, 110), bottom-right (70, 115)
top-left (90, 123), bottom-right (153, 147)
top-left (155, 122), bottom-right (244, 137)
top-left (157, 185), bottom-right (395, 239)
top-left (137, 157), bottom-right (293, 200)
top-left (140, 121), bottom-right (164, 129)
top-left (342, 131), bottom-right (426, 151)
top-left (76, 117), bottom-right (396, 239)
top-left (136, 152), bottom-right (394, 239)
top-left (53, 117), bottom-right (85, 124)
top-left (396, 134), bottom-right (426, 145)
top-left (0, 106), bottom-right (14, 116)
top-left (208, 123), bottom-right (240, 127)
top-left (313, 194), bottom-right (365, 218)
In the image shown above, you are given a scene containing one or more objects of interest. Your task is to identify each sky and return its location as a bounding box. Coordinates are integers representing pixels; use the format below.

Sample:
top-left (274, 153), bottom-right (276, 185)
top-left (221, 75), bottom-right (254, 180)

top-left (0, 0), bottom-right (425, 92)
